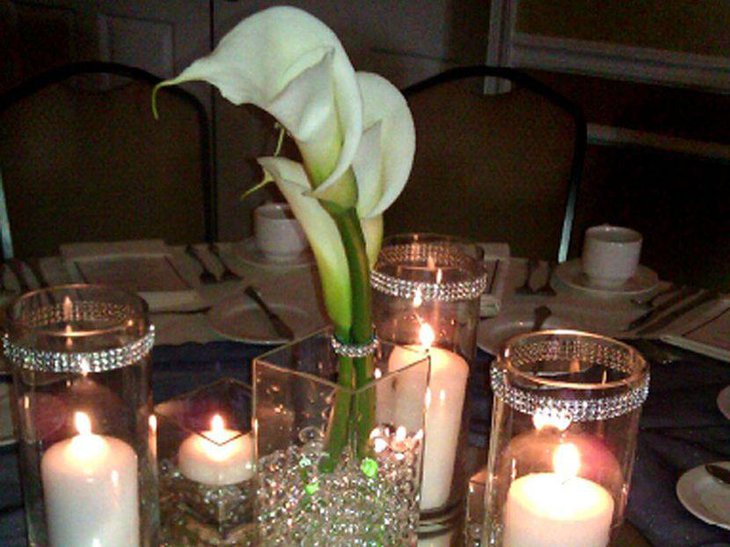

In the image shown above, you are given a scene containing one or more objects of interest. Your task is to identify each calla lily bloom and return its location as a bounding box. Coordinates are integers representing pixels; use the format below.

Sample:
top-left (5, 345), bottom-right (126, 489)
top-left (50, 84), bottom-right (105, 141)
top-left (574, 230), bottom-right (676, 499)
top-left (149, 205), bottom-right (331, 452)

top-left (154, 4), bottom-right (415, 462)
top-left (155, 6), bottom-right (414, 340)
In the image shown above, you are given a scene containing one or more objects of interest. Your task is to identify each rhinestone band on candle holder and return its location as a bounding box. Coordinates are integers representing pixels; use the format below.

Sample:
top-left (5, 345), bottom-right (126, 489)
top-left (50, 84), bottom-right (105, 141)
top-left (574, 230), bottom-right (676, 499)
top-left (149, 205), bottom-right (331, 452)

top-left (370, 242), bottom-right (488, 301)
top-left (490, 366), bottom-right (649, 422)
top-left (3, 327), bottom-right (155, 373)
top-left (330, 335), bottom-right (379, 358)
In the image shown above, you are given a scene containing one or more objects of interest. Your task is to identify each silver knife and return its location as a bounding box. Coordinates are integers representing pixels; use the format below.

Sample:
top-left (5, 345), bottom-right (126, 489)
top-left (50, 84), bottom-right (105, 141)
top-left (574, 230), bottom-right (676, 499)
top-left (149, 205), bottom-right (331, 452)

top-left (244, 285), bottom-right (295, 340)
top-left (634, 290), bottom-right (717, 336)
top-left (626, 286), bottom-right (699, 331)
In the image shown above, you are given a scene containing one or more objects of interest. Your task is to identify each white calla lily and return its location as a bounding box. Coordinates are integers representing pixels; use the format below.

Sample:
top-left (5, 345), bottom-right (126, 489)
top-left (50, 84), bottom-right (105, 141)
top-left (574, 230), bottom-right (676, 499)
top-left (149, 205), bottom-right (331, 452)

top-left (352, 72), bottom-right (416, 263)
top-left (155, 6), bottom-right (362, 205)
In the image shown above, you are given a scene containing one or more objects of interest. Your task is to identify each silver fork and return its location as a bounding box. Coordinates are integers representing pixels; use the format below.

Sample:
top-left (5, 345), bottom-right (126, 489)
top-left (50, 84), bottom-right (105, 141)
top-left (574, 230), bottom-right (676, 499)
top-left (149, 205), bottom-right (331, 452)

top-left (515, 259), bottom-right (537, 295)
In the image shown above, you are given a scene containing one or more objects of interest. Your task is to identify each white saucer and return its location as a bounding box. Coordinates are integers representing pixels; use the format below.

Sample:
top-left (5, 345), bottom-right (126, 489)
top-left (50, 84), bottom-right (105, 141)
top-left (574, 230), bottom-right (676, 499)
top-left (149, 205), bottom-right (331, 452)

top-left (718, 385), bottom-right (730, 420)
top-left (477, 311), bottom-right (575, 355)
top-left (208, 293), bottom-right (326, 345)
top-left (236, 237), bottom-right (314, 269)
top-left (555, 259), bottom-right (658, 297)
top-left (676, 462), bottom-right (730, 530)
top-left (0, 382), bottom-right (15, 447)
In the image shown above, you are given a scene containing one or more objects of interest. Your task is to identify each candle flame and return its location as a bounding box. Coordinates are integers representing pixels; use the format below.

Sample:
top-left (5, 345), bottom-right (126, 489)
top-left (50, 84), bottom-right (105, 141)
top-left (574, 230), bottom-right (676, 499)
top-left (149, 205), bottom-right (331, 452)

top-left (211, 414), bottom-right (225, 432)
top-left (418, 323), bottom-right (435, 349)
top-left (426, 255), bottom-right (436, 271)
top-left (436, 267), bottom-right (443, 284)
top-left (553, 443), bottom-right (580, 479)
top-left (148, 415), bottom-right (157, 433)
top-left (74, 412), bottom-right (92, 436)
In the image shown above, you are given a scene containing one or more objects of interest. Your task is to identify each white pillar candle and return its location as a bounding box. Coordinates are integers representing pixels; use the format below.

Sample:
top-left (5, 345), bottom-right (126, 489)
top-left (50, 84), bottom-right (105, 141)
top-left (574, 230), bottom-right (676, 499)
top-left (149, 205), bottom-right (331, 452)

top-left (502, 443), bottom-right (614, 547)
top-left (388, 324), bottom-right (469, 511)
top-left (41, 412), bottom-right (139, 547)
top-left (178, 414), bottom-right (254, 486)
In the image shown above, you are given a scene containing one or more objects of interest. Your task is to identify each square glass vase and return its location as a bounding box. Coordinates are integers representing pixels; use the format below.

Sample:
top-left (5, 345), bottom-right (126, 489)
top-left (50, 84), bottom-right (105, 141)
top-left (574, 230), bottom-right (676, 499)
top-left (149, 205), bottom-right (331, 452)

top-left (154, 378), bottom-right (256, 546)
top-left (254, 328), bottom-right (430, 546)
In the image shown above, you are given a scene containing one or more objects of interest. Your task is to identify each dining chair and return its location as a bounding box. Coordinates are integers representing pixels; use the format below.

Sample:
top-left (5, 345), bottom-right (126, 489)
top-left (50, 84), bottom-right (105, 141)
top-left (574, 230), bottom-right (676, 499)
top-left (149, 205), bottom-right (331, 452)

top-left (385, 65), bottom-right (586, 262)
top-left (0, 61), bottom-right (215, 259)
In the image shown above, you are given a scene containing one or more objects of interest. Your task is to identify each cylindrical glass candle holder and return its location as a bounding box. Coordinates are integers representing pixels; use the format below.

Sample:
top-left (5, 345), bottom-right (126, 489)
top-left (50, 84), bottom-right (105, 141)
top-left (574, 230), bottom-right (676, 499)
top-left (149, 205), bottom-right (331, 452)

top-left (4, 284), bottom-right (159, 547)
top-left (155, 378), bottom-right (255, 546)
top-left (371, 233), bottom-right (488, 526)
top-left (483, 330), bottom-right (649, 547)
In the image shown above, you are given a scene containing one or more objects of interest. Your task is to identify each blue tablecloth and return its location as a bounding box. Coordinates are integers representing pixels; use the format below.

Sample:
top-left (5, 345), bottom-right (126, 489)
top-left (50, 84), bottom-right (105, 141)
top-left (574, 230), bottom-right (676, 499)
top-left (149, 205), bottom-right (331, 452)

top-left (2, 341), bottom-right (729, 546)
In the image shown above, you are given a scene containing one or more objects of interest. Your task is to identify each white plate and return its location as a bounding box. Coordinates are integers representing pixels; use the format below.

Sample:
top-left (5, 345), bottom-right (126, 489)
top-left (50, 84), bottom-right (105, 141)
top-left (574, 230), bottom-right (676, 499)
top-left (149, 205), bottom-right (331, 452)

top-left (208, 294), bottom-right (325, 344)
top-left (676, 462), bottom-right (730, 530)
top-left (477, 311), bottom-right (575, 355)
top-left (0, 382), bottom-right (15, 447)
top-left (555, 259), bottom-right (658, 297)
top-left (236, 237), bottom-right (314, 269)
top-left (718, 385), bottom-right (730, 420)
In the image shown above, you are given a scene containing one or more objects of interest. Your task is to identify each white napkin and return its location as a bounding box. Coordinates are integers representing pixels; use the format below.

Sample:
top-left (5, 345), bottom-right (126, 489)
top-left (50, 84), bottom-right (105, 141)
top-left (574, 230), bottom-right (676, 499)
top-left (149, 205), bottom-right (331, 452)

top-left (660, 297), bottom-right (730, 362)
top-left (479, 243), bottom-right (511, 318)
top-left (60, 240), bottom-right (203, 312)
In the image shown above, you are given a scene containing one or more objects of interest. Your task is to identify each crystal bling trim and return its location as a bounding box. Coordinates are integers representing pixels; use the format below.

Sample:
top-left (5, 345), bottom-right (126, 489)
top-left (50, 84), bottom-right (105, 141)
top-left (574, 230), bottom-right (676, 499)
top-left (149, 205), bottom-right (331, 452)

top-left (330, 335), bottom-right (379, 358)
top-left (4, 326), bottom-right (155, 373)
top-left (370, 242), bottom-right (487, 302)
top-left (490, 366), bottom-right (649, 422)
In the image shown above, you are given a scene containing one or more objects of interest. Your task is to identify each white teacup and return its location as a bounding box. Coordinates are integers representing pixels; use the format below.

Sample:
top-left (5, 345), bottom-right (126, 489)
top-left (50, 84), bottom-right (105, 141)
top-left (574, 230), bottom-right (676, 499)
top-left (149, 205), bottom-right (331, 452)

top-left (581, 225), bottom-right (642, 288)
top-left (254, 202), bottom-right (309, 262)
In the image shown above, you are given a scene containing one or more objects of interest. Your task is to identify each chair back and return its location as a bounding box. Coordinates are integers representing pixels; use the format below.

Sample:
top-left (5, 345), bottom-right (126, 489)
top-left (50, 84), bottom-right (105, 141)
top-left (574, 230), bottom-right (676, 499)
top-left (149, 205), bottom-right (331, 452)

top-left (0, 61), bottom-right (214, 259)
top-left (386, 66), bottom-right (586, 262)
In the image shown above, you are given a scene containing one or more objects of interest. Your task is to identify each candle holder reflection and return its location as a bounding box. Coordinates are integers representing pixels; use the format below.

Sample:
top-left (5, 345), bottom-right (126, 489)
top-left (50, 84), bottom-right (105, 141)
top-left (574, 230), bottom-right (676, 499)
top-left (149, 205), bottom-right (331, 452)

top-left (154, 378), bottom-right (256, 546)
top-left (483, 330), bottom-right (649, 547)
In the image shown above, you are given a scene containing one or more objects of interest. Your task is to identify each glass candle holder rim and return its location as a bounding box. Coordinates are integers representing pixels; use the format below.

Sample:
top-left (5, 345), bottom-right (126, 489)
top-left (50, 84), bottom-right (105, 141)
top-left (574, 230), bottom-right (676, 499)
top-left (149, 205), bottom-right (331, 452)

top-left (6, 283), bottom-right (150, 338)
top-left (155, 377), bottom-right (253, 442)
top-left (254, 330), bottom-right (430, 395)
top-left (371, 232), bottom-right (488, 302)
top-left (499, 329), bottom-right (649, 392)
top-left (4, 284), bottom-right (154, 373)
top-left (492, 329), bottom-right (650, 422)
top-left (155, 413), bottom-right (251, 446)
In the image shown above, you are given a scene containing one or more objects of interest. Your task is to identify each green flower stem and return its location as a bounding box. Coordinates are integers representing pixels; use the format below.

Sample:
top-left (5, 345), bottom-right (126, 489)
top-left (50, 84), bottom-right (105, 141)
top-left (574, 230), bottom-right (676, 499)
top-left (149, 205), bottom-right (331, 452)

top-left (331, 207), bottom-right (375, 458)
